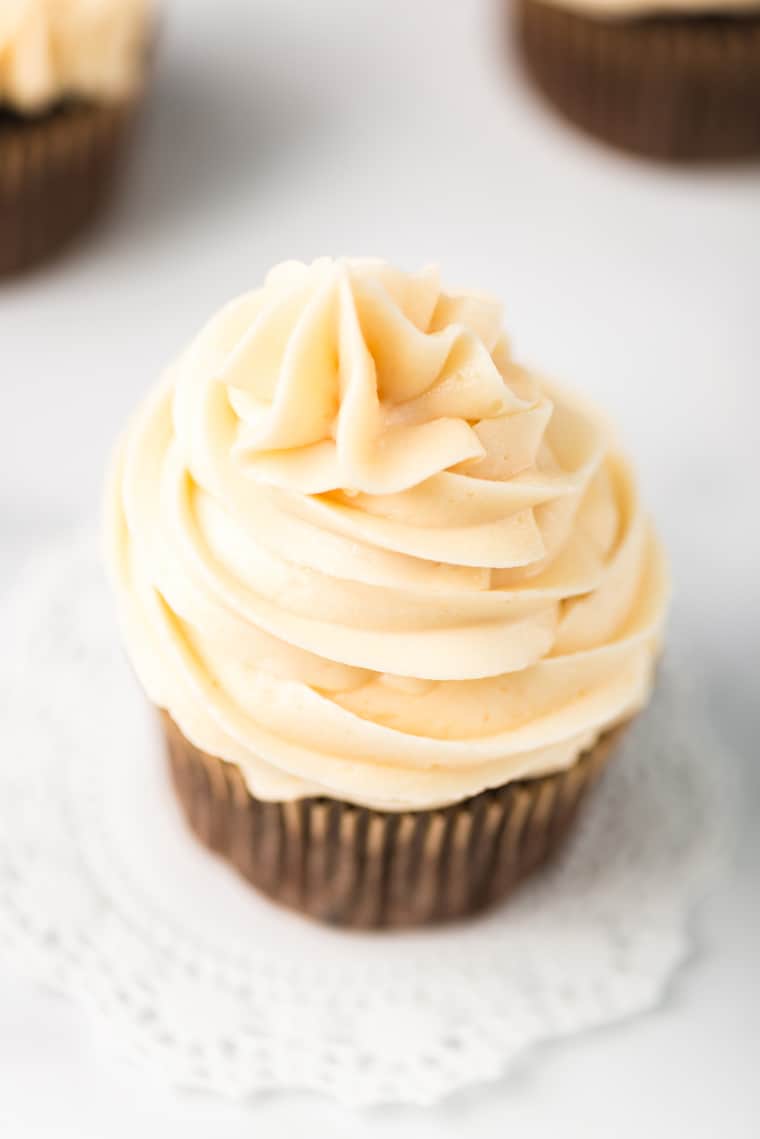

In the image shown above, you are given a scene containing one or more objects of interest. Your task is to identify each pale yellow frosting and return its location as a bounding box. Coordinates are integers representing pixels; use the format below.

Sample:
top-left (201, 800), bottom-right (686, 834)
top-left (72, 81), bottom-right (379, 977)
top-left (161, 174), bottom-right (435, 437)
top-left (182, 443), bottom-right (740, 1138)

top-left (533, 0), bottom-right (760, 19)
top-left (105, 259), bottom-right (669, 811)
top-left (0, 0), bottom-right (151, 114)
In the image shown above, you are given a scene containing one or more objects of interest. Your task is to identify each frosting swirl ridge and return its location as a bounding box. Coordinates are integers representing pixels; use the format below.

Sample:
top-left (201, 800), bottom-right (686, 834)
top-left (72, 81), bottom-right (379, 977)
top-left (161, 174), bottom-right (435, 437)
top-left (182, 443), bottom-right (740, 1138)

top-left (106, 258), bottom-right (668, 809)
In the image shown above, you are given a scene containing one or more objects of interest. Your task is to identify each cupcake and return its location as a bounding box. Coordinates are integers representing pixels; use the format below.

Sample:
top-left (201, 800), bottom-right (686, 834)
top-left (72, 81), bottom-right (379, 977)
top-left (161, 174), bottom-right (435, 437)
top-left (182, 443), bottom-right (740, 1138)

top-left (515, 0), bottom-right (760, 160)
top-left (105, 258), bottom-right (669, 929)
top-left (0, 0), bottom-right (153, 275)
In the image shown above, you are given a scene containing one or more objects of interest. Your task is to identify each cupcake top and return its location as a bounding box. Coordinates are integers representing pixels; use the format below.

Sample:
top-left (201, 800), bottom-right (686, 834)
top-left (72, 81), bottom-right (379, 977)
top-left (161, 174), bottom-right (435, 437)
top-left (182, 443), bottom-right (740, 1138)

top-left (106, 258), bottom-right (668, 811)
top-left (531, 0), bottom-right (759, 18)
top-left (0, 0), bottom-right (151, 115)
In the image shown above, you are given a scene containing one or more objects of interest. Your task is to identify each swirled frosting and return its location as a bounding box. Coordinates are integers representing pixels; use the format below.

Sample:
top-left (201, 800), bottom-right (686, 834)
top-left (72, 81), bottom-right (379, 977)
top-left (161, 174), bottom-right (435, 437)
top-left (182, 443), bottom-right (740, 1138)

top-left (0, 0), bottom-right (151, 114)
top-left (106, 259), bottom-right (669, 811)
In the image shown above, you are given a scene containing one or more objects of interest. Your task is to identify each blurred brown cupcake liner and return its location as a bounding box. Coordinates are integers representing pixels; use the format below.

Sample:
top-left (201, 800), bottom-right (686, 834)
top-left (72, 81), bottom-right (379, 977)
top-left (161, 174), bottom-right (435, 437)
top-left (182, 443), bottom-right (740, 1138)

top-left (163, 711), bottom-right (621, 929)
top-left (0, 96), bottom-right (140, 277)
top-left (516, 0), bottom-right (760, 161)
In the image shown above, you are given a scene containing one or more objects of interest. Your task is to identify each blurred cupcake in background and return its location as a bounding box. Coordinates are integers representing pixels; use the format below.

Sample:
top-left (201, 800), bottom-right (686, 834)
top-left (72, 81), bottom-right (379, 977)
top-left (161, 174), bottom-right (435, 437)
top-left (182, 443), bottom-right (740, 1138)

top-left (0, 0), bottom-right (154, 276)
top-left (515, 0), bottom-right (760, 161)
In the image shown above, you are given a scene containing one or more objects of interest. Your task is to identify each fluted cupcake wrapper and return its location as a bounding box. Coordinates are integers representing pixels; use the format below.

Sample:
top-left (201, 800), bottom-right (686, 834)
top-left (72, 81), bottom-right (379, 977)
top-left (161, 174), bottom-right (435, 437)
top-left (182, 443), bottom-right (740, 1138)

top-left (0, 98), bottom-right (138, 276)
top-left (516, 0), bottom-right (760, 161)
top-left (163, 712), bottom-right (620, 929)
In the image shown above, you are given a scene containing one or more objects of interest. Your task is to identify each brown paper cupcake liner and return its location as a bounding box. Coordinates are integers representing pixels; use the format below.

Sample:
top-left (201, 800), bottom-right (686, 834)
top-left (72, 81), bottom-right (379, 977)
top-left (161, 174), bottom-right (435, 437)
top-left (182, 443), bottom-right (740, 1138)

top-left (163, 712), bottom-right (621, 929)
top-left (516, 0), bottom-right (760, 161)
top-left (0, 97), bottom-right (138, 276)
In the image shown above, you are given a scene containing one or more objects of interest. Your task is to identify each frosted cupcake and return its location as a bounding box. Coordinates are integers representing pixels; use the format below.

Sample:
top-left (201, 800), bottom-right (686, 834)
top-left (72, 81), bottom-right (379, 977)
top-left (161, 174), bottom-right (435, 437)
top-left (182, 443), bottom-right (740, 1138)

top-left (106, 259), bottom-right (669, 928)
top-left (0, 0), bottom-right (153, 275)
top-left (515, 0), bottom-right (760, 160)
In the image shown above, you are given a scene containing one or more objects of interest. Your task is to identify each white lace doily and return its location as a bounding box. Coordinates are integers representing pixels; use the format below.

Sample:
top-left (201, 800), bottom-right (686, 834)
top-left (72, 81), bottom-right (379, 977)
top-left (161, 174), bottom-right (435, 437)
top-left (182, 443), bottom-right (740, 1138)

top-left (0, 535), bottom-right (729, 1107)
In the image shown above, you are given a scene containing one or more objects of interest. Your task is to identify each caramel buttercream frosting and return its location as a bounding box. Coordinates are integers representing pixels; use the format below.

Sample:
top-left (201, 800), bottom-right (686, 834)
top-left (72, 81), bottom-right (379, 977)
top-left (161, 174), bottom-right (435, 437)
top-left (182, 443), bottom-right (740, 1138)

top-left (106, 259), bottom-right (668, 810)
top-left (526, 0), bottom-right (760, 20)
top-left (0, 0), bottom-right (152, 114)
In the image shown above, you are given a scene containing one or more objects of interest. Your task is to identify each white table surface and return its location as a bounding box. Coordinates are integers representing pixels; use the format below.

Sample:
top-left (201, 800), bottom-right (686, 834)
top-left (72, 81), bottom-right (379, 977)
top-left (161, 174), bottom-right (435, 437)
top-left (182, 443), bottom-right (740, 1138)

top-left (1, 0), bottom-right (758, 1134)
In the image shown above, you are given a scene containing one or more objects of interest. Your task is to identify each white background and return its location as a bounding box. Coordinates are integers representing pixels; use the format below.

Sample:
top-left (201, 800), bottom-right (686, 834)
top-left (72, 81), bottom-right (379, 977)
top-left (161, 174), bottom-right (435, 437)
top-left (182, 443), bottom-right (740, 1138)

top-left (1, 0), bottom-right (758, 1134)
